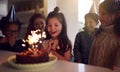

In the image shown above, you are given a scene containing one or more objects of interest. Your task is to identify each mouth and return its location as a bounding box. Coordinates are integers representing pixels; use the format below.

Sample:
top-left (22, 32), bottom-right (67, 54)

top-left (50, 31), bottom-right (57, 35)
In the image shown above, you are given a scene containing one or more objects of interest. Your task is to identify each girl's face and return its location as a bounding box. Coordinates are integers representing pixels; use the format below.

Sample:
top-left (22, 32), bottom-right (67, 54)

top-left (99, 7), bottom-right (115, 26)
top-left (4, 24), bottom-right (19, 38)
top-left (33, 18), bottom-right (46, 30)
top-left (85, 17), bottom-right (97, 32)
top-left (47, 17), bottom-right (62, 38)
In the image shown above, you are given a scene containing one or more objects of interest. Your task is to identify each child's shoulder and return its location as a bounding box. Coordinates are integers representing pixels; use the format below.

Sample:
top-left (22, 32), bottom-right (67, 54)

top-left (77, 30), bottom-right (86, 35)
top-left (0, 37), bottom-right (8, 43)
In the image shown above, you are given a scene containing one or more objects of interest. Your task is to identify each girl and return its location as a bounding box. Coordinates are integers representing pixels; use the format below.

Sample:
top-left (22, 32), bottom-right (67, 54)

top-left (73, 13), bottom-right (99, 64)
top-left (25, 13), bottom-right (46, 39)
top-left (88, 0), bottom-right (120, 69)
top-left (45, 7), bottom-right (72, 61)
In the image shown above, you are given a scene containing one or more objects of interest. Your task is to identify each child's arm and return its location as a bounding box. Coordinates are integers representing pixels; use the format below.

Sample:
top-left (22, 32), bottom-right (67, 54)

top-left (51, 48), bottom-right (71, 61)
top-left (73, 32), bottom-right (82, 62)
top-left (114, 46), bottom-right (120, 71)
top-left (47, 39), bottom-right (71, 61)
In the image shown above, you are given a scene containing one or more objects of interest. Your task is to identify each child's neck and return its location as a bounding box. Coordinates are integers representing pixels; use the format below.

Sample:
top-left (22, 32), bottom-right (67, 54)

top-left (86, 28), bottom-right (95, 35)
top-left (51, 37), bottom-right (58, 40)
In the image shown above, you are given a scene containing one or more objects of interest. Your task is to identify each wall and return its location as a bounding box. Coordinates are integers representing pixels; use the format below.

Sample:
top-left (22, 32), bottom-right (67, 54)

top-left (57, 0), bottom-right (79, 47)
top-left (0, 0), bottom-right (8, 36)
top-left (44, 0), bottom-right (57, 16)
top-left (47, 0), bottom-right (57, 14)
top-left (0, 0), bottom-right (8, 19)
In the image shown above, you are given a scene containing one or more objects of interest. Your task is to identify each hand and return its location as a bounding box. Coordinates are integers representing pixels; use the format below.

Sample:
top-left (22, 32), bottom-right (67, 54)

top-left (51, 50), bottom-right (58, 56)
top-left (50, 39), bottom-right (58, 50)
top-left (0, 37), bottom-right (8, 43)
top-left (42, 39), bottom-right (55, 53)
top-left (42, 40), bottom-right (49, 49)
top-left (42, 39), bottom-right (59, 54)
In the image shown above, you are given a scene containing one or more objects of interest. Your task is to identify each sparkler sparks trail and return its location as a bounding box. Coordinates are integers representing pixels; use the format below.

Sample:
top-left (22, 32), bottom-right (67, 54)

top-left (22, 29), bottom-right (46, 48)
top-left (27, 29), bottom-right (41, 45)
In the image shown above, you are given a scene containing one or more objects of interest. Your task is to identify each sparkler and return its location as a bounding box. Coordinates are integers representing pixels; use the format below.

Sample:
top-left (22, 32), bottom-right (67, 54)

top-left (22, 29), bottom-right (46, 49)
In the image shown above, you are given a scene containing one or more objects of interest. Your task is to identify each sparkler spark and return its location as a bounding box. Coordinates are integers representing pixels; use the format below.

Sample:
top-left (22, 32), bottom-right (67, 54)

top-left (22, 29), bottom-right (46, 48)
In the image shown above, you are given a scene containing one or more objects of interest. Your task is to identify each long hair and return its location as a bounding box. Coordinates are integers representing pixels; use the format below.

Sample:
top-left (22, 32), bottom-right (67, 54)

top-left (25, 13), bottom-right (46, 39)
top-left (46, 7), bottom-right (72, 56)
top-left (99, 0), bottom-right (118, 14)
top-left (95, 1), bottom-right (120, 37)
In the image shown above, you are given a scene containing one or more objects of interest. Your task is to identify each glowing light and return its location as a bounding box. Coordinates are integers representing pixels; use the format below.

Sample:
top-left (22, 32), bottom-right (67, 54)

top-left (40, 41), bottom-right (42, 43)
top-left (22, 44), bottom-right (26, 47)
top-left (22, 29), bottom-right (46, 49)
top-left (42, 31), bottom-right (46, 38)
top-left (27, 29), bottom-right (42, 45)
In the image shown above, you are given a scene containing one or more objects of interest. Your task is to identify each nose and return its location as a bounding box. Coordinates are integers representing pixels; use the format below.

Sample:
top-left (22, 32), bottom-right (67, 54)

top-left (50, 25), bottom-right (56, 32)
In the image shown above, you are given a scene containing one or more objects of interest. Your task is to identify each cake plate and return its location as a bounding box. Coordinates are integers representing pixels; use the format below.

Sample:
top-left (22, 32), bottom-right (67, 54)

top-left (7, 55), bottom-right (57, 70)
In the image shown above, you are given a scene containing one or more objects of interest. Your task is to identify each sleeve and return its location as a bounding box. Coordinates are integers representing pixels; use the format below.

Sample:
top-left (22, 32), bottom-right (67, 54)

top-left (115, 47), bottom-right (120, 67)
top-left (73, 32), bottom-right (82, 63)
top-left (13, 39), bottom-right (29, 52)
top-left (0, 43), bottom-right (13, 51)
top-left (114, 38), bottom-right (120, 68)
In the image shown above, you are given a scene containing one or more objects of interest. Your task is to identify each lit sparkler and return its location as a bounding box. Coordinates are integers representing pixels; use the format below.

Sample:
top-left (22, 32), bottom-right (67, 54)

top-left (22, 29), bottom-right (46, 49)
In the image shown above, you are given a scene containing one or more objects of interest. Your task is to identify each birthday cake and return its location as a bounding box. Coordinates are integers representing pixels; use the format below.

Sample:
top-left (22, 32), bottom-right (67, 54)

top-left (16, 48), bottom-right (49, 64)
top-left (16, 29), bottom-right (49, 64)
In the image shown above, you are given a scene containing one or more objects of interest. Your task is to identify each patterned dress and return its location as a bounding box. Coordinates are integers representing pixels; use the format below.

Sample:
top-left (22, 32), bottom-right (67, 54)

top-left (89, 25), bottom-right (120, 69)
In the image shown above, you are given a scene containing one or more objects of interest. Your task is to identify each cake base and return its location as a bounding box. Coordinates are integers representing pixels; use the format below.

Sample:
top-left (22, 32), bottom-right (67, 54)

top-left (7, 55), bottom-right (57, 70)
top-left (16, 48), bottom-right (49, 64)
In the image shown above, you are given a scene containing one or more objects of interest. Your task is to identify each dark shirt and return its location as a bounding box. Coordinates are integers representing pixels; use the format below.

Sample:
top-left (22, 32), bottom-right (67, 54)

top-left (73, 28), bottom-right (97, 64)
top-left (0, 39), bottom-right (28, 52)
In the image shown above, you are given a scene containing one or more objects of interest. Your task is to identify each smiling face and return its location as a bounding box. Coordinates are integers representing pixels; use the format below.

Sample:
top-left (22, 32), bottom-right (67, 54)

top-left (47, 17), bottom-right (62, 38)
top-left (33, 18), bottom-right (46, 30)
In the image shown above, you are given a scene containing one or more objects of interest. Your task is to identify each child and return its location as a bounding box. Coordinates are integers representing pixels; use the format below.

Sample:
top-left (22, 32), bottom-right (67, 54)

top-left (45, 7), bottom-right (72, 61)
top-left (73, 13), bottom-right (99, 64)
top-left (0, 5), bottom-right (28, 52)
top-left (88, 0), bottom-right (120, 69)
top-left (25, 13), bottom-right (46, 39)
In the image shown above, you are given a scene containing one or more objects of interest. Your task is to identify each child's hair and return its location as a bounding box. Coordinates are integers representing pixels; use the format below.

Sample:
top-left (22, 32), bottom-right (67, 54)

top-left (95, 1), bottom-right (120, 37)
top-left (25, 13), bottom-right (46, 39)
top-left (100, 0), bottom-right (120, 36)
top-left (46, 7), bottom-right (72, 56)
top-left (99, 0), bottom-right (119, 14)
top-left (85, 13), bottom-right (99, 23)
top-left (0, 17), bottom-right (21, 32)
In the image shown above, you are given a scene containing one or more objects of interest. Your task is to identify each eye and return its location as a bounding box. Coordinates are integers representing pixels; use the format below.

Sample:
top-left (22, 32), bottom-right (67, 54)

top-left (55, 23), bottom-right (59, 27)
top-left (40, 22), bottom-right (43, 24)
top-left (47, 24), bottom-right (52, 27)
top-left (55, 25), bottom-right (58, 27)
